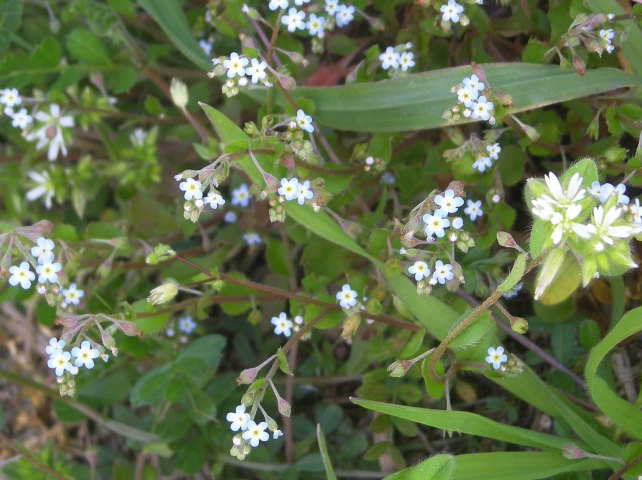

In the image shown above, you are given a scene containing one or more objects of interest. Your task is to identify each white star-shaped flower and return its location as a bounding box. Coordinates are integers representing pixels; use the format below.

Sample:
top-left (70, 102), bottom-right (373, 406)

top-left (179, 178), bottom-right (203, 201)
top-left (223, 52), bottom-right (249, 78)
top-left (336, 284), bottom-right (357, 309)
top-left (295, 109), bottom-right (314, 133)
top-left (271, 312), bottom-right (293, 337)
top-left (408, 261), bottom-right (430, 282)
top-left (379, 47), bottom-right (400, 70)
top-left (440, 0), bottom-right (464, 23)
top-left (464, 199), bottom-right (483, 221)
top-left (434, 189), bottom-right (464, 215)
top-left (486, 346), bottom-right (508, 370)
top-left (423, 210), bottom-right (450, 238)
top-left (71, 341), bottom-right (100, 369)
top-left (282, 7), bottom-right (306, 32)
top-left (278, 178), bottom-right (300, 201)
top-left (8, 262), bottom-right (35, 289)
top-left (242, 421), bottom-right (270, 447)
top-left (432, 260), bottom-right (454, 284)
top-left (226, 405), bottom-right (251, 431)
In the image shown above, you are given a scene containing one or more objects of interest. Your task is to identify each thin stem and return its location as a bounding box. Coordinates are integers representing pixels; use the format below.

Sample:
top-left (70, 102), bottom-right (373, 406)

top-left (0, 433), bottom-right (69, 480)
top-left (173, 255), bottom-right (418, 331)
top-left (607, 453), bottom-right (642, 480)
top-left (426, 255), bottom-right (542, 383)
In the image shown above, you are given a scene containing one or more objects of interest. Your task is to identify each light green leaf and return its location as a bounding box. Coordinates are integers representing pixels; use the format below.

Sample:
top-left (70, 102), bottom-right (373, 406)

top-left (0, 0), bottom-right (22, 56)
top-left (499, 254), bottom-right (527, 292)
top-left (385, 454), bottom-right (454, 480)
top-left (316, 424), bottom-right (337, 480)
top-left (67, 27), bottom-right (110, 65)
top-left (353, 398), bottom-right (570, 450)
top-left (388, 452), bottom-right (604, 480)
top-left (137, 0), bottom-right (211, 71)
top-left (585, 306), bottom-right (642, 440)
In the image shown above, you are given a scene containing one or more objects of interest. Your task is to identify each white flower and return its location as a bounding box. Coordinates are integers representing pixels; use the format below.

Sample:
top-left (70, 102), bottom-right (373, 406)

top-left (296, 109), bottom-right (314, 133)
top-left (246, 58), bottom-right (268, 84)
top-left (485, 346), bottom-right (508, 370)
top-left (325, 0), bottom-right (342, 15)
top-left (8, 262), bottom-right (35, 289)
top-left (473, 156), bottom-right (492, 173)
top-left (534, 172), bottom-right (586, 212)
top-left (440, 0), bottom-right (464, 23)
top-left (408, 261), bottom-right (430, 281)
top-left (273, 429), bottom-right (283, 439)
top-left (243, 232), bottom-right (262, 246)
top-left (223, 52), bottom-right (249, 78)
top-left (130, 128), bottom-right (148, 146)
top-left (296, 180), bottom-right (314, 205)
top-left (62, 283), bottom-right (84, 305)
top-left (282, 7), bottom-right (306, 32)
top-left (47, 351), bottom-right (75, 377)
top-left (25, 170), bottom-right (55, 209)
top-left (336, 283), bottom-right (357, 309)
top-left (242, 421), bottom-right (270, 447)
top-left (335, 5), bottom-right (355, 27)
top-left (269, 0), bottom-right (289, 10)
top-left (573, 206), bottom-right (635, 252)
top-left (464, 199), bottom-right (483, 221)
top-left (0, 88), bottom-right (21, 108)
top-left (46, 338), bottom-right (65, 356)
top-left (232, 183), bottom-right (252, 207)
top-left (10, 108), bottom-right (32, 129)
top-left (71, 341), bottom-right (100, 369)
top-left (226, 405), bottom-right (251, 432)
top-left (470, 96), bottom-right (494, 121)
top-left (398, 51), bottom-right (415, 72)
top-left (379, 47), bottom-right (400, 70)
top-left (204, 191), bottom-right (226, 209)
top-left (423, 210), bottom-right (450, 238)
top-left (631, 198), bottom-right (642, 225)
top-left (178, 316), bottom-right (197, 334)
top-left (434, 189), bottom-right (465, 215)
top-left (451, 217), bottom-right (464, 229)
top-left (271, 312), bottom-right (293, 337)
top-left (26, 104), bottom-right (74, 161)
top-left (199, 38), bottom-right (213, 56)
top-left (549, 204), bottom-right (584, 245)
top-left (432, 260), bottom-right (453, 284)
top-left (590, 182), bottom-right (629, 205)
top-left (36, 261), bottom-right (61, 284)
top-left (224, 211), bottom-right (238, 223)
top-left (462, 74), bottom-right (484, 92)
top-left (486, 143), bottom-right (501, 160)
top-left (306, 13), bottom-right (326, 38)
top-left (31, 237), bottom-right (55, 264)
top-left (278, 178), bottom-right (300, 201)
top-left (456, 86), bottom-right (478, 107)
top-left (179, 177), bottom-right (203, 201)
top-left (295, 0), bottom-right (311, 4)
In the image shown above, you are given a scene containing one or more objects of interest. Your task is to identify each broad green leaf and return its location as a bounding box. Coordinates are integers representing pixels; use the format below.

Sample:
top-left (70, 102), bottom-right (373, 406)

top-left (137, 0), bottom-right (211, 71)
top-left (353, 398), bottom-right (570, 450)
top-left (388, 452), bottom-right (604, 480)
top-left (316, 424), bottom-right (337, 480)
top-left (385, 454), bottom-right (454, 480)
top-left (585, 306), bottom-right (642, 440)
top-left (0, 0), bottom-right (22, 56)
top-left (499, 254), bottom-right (527, 292)
top-left (537, 253), bottom-right (582, 306)
top-left (67, 28), bottom-right (110, 65)
top-left (255, 64), bottom-right (642, 132)
top-left (560, 157), bottom-right (598, 185)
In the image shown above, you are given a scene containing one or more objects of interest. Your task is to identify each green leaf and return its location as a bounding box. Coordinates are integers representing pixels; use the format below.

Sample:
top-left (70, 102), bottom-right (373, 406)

top-left (0, 0), bottom-right (22, 56)
top-left (585, 306), bottom-right (642, 440)
top-left (385, 454), bottom-right (454, 480)
top-left (387, 452), bottom-right (604, 480)
top-left (254, 64), bottom-right (642, 132)
top-left (137, 0), bottom-right (211, 71)
top-left (316, 424), bottom-right (337, 480)
top-left (67, 27), bottom-right (110, 65)
top-left (499, 254), bottom-right (527, 293)
top-left (353, 398), bottom-right (570, 450)
top-left (276, 348), bottom-right (291, 375)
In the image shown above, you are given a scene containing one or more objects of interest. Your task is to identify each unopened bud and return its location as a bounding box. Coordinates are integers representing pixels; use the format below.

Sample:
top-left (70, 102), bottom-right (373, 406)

top-left (497, 231), bottom-right (519, 249)
top-left (387, 359), bottom-right (412, 377)
top-left (562, 444), bottom-right (587, 460)
top-left (147, 281), bottom-right (178, 305)
top-left (278, 74), bottom-right (297, 90)
top-left (277, 398), bottom-right (291, 417)
top-left (510, 316), bottom-right (529, 334)
top-left (170, 78), bottom-right (189, 109)
top-left (237, 366), bottom-right (260, 385)
top-left (340, 314), bottom-right (361, 341)
top-left (241, 390), bottom-right (255, 408)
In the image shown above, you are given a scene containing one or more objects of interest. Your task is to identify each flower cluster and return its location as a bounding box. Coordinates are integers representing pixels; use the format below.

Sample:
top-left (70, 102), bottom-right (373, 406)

top-left (166, 315), bottom-right (198, 342)
top-left (473, 143), bottom-right (501, 173)
top-left (176, 174), bottom-right (227, 223)
top-left (270, 0), bottom-right (357, 33)
top-left (528, 168), bottom-right (642, 291)
top-left (439, 0), bottom-right (468, 28)
top-left (379, 43), bottom-right (415, 75)
top-left (208, 52), bottom-right (271, 98)
top-left (277, 177), bottom-right (314, 205)
top-left (443, 73), bottom-right (496, 125)
top-left (46, 337), bottom-right (103, 387)
top-left (227, 404), bottom-right (282, 460)
top-left (271, 312), bottom-right (305, 337)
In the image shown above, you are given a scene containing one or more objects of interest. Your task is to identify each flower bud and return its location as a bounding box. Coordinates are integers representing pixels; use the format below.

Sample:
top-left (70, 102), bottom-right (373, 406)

top-left (534, 248), bottom-right (566, 300)
top-left (170, 78), bottom-right (189, 109)
top-left (147, 281), bottom-right (179, 305)
top-left (387, 359), bottom-right (412, 378)
top-left (277, 398), bottom-right (291, 417)
top-left (241, 390), bottom-right (255, 408)
top-left (237, 366), bottom-right (260, 385)
top-left (562, 444), bottom-right (587, 460)
top-left (497, 231), bottom-right (519, 250)
top-left (510, 316), bottom-right (529, 334)
top-left (340, 314), bottom-right (361, 341)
